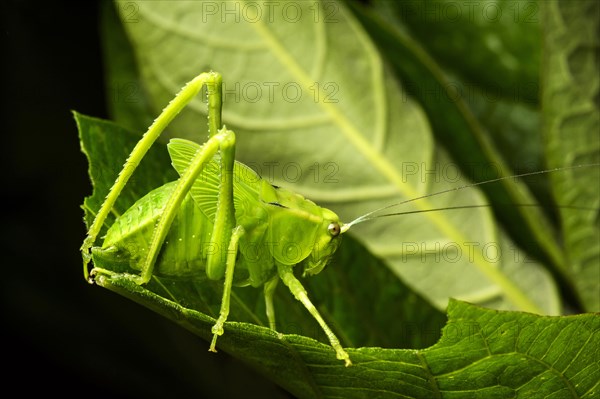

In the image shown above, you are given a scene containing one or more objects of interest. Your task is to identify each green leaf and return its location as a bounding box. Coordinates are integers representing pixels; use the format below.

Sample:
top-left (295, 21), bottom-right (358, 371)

top-left (357, 0), bottom-right (561, 261)
top-left (393, 0), bottom-right (541, 104)
top-left (363, 0), bottom-right (555, 211)
top-left (111, 0), bottom-right (559, 314)
top-left (541, 0), bottom-right (600, 311)
top-left (90, 265), bottom-right (600, 399)
top-left (423, 300), bottom-right (600, 399)
top-left (344, 0), bottom-right (571, 307)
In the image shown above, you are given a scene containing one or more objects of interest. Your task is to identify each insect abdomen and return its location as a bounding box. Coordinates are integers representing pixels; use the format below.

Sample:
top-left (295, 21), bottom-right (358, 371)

top-left (101, 182), bottom-right (212, 277)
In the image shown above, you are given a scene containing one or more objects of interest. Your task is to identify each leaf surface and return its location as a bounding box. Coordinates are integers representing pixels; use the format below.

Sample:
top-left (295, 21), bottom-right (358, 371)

top-left (113, 0), bottom-right (559, 313)
top-left (93, 267), bottom-right (600, 399)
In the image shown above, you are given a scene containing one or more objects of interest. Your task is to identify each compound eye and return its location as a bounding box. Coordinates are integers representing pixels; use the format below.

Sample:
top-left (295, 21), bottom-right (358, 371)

top-left (327, 222), bottom-right (341, 237)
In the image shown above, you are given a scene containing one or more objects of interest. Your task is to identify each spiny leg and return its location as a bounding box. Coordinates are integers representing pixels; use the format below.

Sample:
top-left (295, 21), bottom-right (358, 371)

top-left (263, 276), bottom-right (279, 330)
top-left (81, 71), bottom-right (223, 280)
top-left (276, 263), bottom-right (352, 366)
top-left (209, 225), bottom-right (246, 352)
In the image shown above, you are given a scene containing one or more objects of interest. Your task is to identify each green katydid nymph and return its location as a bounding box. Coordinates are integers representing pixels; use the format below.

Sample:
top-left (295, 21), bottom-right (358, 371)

top-left (80, 71), bottom-right (597, 367)
top-left (81, 71), bottom-right (354, 365)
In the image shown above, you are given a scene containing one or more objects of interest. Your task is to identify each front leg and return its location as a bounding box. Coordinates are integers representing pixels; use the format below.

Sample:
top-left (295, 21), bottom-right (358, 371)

top-left (277, 263), bottom-right (352, 366)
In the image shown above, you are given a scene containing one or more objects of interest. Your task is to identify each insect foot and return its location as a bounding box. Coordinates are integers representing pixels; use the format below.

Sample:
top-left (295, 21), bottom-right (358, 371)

top-left (209, 320), bottom-right (225, 352)
top-left (339, 350), bottom-right (352, 367)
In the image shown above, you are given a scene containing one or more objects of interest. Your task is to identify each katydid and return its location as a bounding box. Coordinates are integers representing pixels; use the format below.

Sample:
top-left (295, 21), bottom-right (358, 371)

top-left (81, 71), bottom-right (351, 365)
top-left (81, 71), bottom-right (597, 367)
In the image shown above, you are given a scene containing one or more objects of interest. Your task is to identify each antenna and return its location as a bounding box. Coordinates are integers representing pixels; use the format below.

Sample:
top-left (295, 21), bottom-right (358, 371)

top-left (341, 163), bottom-right (600, 232)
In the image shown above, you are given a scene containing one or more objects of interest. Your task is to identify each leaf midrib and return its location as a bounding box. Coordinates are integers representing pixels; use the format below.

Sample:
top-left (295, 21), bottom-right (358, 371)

top-left (132, 1), bottom-right (542, 313)
top-left (246, 1), bottom-right (542, 313)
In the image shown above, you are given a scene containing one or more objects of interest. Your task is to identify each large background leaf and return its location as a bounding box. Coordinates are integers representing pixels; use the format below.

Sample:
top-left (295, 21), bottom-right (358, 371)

top-left (106, 0), bottom-right (563, 315)
top-left (348, 0), bottom-right (566, 284)
top-left (345, 0), bottom-right (600, 311)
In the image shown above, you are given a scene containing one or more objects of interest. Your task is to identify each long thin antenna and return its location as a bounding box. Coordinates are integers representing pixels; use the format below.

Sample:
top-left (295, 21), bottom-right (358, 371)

top-left (357, 203), bottom-right (597, 223)
top-left (341, 163), bottom-right (600, 232)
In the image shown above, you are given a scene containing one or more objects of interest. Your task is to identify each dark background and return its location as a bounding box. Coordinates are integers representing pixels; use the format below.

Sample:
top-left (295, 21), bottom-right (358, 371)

top-left (1, 1), bottom-right (289, 397)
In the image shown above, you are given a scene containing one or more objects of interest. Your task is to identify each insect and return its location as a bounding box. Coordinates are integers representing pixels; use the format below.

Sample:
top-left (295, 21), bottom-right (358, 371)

top-left (82, 71), bottom-right (353, 365)
top-left (81, 71), bottom-right (597, 367)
